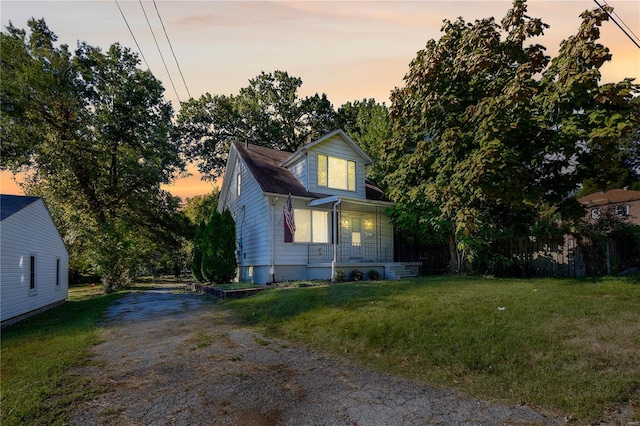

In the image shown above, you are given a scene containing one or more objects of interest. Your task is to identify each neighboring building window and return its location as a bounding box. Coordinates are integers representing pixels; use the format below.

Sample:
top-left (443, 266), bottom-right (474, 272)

top-left (29, 254), bottom-right (36, 290)
top-left (616, 204), bottom-right (629, 216)
top-left (237, 173), bottom-right (242, 197)
top-left (317, 154), bottom-right (356, 191)
top-left (56, 258), bottom-right (61, 288)
top-left (591, 208), bottom-right (601, 219)
top-left (293, 209), bottom-right (329, 243)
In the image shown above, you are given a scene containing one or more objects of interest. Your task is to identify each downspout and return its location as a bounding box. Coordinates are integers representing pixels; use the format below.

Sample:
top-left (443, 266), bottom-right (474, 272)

top-left (332, 197), bottom-right (342, 281)
top-left (238, 205), bottom-right (245, 281)
top-left (270, 196), bottom-right (279, 284)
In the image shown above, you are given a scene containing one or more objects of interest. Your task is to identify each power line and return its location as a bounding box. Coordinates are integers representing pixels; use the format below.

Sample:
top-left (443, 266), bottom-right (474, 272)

top-left (601, 0), bottom-right (640, 45)
top-left (114, 0), bottom-right (152, 70)
top-left (138, 0), bottom-right (182, 103)
top-left (153, 0), bottom-right (192, 99)
top-left (593, 0), bottom-right (640, 49)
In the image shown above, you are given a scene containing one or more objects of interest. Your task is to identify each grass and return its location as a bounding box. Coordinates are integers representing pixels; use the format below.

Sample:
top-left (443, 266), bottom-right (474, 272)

top-left (1, 283), bottom-right (122, 426)
top-left (223, 275), bottom-right (640, 422)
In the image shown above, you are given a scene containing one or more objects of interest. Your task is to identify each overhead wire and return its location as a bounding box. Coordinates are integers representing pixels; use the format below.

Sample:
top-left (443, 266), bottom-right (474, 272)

top-left (601, 0), bottom-right (640, 45)
top-left (153, 0), bottom-right (192, 99)
top-left (138, 0), bottom-right (182, 103)
top-left (593, 0), bottom-right (640, 49)
top-left (114, 0), bottom-right (152, 70)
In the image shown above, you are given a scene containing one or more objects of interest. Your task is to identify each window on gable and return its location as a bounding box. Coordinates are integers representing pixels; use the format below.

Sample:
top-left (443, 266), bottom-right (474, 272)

top-left (317, 154), bottom-right (356, 191)
top-left (237, 172), bottom-right (242, 197)
top-left (616, 205), bottom-right (629, 216)
top-left (56, 258), bottom-right (61, 289)
top-left (29, 254), bottom-right (36, 290)
top-left (293, 208), bottom-right (329, 243)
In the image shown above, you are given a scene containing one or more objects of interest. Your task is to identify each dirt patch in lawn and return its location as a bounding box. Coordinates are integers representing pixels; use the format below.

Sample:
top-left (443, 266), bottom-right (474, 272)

top-left (70, 282), bottom-right (560, 425)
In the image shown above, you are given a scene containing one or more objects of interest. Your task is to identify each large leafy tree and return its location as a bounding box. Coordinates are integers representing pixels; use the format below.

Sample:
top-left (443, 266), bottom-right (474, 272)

top-left (176, 70), bottom-right (339, 180)
top-left (385, 0), bottom-right (639, 271)
top-left (1, 19), bottom-right (186, 291)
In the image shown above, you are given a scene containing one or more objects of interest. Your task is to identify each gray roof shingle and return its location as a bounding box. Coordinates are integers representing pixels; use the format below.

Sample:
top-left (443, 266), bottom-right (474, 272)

top-left (1, 194), bottom-right (41, 221)
top-left (234, 141), bottom-right (387, 201)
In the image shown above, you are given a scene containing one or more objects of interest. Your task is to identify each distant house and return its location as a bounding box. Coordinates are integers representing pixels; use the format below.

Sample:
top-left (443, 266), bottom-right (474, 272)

top-left (217, 129), bottom-right (418, 284)
top-left (1, 195), bottom-right (69, 327)
top-left (578, 189), bottom-right (640, 226)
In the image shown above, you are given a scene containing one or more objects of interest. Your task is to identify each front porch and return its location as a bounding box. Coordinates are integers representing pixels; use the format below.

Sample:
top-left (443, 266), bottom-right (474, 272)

top-left (307, 243), bottom-right (393, 264)
top-left (306, 261), bottom-right (421, 280)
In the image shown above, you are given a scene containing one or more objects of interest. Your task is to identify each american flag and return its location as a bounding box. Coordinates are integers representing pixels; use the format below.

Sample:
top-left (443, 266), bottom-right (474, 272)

top-left (284, 194), bottom-right (295, 234)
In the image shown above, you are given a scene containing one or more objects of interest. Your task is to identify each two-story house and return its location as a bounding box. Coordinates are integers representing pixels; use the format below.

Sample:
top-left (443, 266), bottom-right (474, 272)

top-left (217, 129), bottom-right (418, 284)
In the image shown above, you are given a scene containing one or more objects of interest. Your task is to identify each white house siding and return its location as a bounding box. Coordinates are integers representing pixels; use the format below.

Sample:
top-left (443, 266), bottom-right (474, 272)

top-left (219, 152), bottom-right (271, 282)
top-left (1, 199), bottom-right (69, 324)
top-left (287, 157), bottom-right (307, 189)
top-left (306, 135), bottom-right (367, 200)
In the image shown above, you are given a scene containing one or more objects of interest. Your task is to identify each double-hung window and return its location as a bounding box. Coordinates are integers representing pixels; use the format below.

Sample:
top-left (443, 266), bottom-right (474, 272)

top-left (616, 205), bottom-right (629, 216)
top-left (317, 154), bottom-right (356, 191)
top-left (293, 209), bottom-right (329, 243)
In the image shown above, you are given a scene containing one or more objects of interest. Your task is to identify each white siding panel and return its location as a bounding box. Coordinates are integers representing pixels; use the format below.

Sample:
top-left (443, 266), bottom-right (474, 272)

top-left (288, 158), bottom-right (307, 189)
top-left (1, 200), bottom-right (69, 323)
top-left (220, 155), bottom-right (270, 268)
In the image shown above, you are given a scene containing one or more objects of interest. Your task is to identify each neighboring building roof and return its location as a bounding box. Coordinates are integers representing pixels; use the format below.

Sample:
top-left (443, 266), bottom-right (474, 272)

top-left (0, 194), bottom-right (41, 221)
top-left (578, 189), bottom-right (640, 207)
top-left (233, 141), bottom-right (387, 201)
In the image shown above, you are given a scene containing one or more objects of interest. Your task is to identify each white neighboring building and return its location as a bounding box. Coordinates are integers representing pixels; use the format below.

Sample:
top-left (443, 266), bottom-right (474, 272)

top-left (1, 194), bottom-right (69, 326)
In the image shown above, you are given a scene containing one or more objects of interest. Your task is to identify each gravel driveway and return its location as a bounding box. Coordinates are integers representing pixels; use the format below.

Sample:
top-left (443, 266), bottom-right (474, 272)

top-left (70, 283), bottom-right (560, 425)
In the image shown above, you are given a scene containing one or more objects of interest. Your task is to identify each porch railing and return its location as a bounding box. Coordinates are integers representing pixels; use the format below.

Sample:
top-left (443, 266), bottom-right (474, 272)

top-left (308, 243), bottom-right (392, 263)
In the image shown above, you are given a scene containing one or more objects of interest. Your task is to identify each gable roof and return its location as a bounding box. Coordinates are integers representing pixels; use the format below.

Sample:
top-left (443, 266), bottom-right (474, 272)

top-left (233, 141), bottom-right (387, 201)
top-left (578, 189), bottom-right (640, 207)
top-left (281, 129), bottom-right (373, 168)
top-left (1, 194), bottom-right (41, 221)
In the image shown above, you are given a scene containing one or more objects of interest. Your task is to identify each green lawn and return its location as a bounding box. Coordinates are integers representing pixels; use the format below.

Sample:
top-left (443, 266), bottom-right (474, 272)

top-left (223, 275), bottom-right (640, 422)
top-left (1, 284), bottom-right (121, 426)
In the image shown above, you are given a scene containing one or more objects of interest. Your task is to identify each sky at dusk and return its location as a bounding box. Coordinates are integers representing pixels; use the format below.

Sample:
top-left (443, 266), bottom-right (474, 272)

top-left (1, 0), bottom-right (639, 201)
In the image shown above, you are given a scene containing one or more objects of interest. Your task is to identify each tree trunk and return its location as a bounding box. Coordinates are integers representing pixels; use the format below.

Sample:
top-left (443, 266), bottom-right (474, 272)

top-left (448, 232), bottom-right (459, 272)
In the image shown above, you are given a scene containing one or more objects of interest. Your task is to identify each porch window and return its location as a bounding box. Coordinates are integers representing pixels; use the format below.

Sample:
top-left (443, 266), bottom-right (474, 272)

top-left (293, 209), bottom-right (329, 243)
top-left (317, 154), bottom-right (356, 191)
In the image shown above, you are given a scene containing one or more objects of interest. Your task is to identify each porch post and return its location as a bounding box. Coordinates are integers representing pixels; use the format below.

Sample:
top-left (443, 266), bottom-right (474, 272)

top-left (332, 198), bottom-right (341, 280)
top-left (376, 206), bottom-right (382, 262)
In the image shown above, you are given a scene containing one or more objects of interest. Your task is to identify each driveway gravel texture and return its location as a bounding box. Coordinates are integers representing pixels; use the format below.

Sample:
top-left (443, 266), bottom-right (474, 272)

top-left (70, 282), bottom-right (561, 425)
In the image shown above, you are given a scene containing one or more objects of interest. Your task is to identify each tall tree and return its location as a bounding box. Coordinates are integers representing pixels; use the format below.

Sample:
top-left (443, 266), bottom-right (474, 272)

top-left (1, 19), bottom-right (186, 291)
top-left (337, 99), bottom-right (392, 187)
top-left (176, 71), bottom-right (339, 180)
top-left (384, 1), bottom-right (639, 270)
top-left (182, 190), bottom-right (220, 226)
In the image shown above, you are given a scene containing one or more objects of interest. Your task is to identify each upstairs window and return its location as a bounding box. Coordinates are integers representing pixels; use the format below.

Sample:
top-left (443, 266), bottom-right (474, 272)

top-left (591, 208), bottom-right (601, 220)
top-left (236, 172), bottom-right (242, 197)
top-left (317, 154), bottom-right (356, 191)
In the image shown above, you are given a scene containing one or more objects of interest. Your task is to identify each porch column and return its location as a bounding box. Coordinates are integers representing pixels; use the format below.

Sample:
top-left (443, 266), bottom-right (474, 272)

top-left (376, 206), bottom-right (382, 262)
